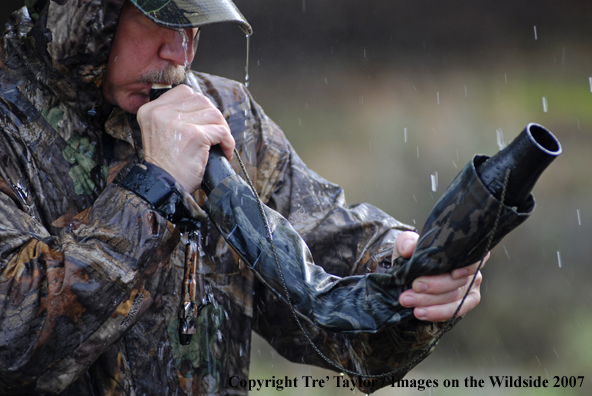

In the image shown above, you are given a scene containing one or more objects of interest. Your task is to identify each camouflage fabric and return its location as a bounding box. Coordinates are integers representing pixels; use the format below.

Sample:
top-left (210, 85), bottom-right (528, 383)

top-left (1, 1), bottom-right (446, 395)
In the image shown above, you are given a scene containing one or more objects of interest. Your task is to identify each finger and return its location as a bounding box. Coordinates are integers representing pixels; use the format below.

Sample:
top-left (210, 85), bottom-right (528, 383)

top-left (148, 86), bottom-right (216, 114)
top-left (401, 285), bottom-right (466, 308)
top-left (451, 252), bottom-right (490, 279)
top-left (392, 231), bottom-right (419, 259)
top-left (178, 123), bottom-right (233, 153)
top-left (151, 84), bottom-right (203, 105)
top-left (401, 272), bottom-right (482, 307)
top-left (413, 281), bottom-right (482, 322)
top-left (177, 108), bottom-right (229, 128)
top-left (202, 124), bottom-right (235, 160)
top-left (412, 270), bottom-right (479, 295)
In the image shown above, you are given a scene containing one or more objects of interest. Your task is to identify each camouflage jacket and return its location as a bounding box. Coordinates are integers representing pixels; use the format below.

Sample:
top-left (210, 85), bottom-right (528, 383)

top-left (0, 1), bottom-right (444, 394)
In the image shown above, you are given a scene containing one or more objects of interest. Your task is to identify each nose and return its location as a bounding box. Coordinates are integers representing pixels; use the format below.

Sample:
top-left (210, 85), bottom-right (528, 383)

top-left (159, 28), bottom-right (197, 67)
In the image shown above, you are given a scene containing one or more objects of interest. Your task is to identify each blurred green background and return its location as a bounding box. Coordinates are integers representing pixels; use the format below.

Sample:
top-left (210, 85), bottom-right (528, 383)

top-left (3, 1), bottom-right (591, 394)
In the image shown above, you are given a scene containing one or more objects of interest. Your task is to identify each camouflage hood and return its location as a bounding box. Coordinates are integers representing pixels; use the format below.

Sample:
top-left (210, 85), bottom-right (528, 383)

top-left (6, 0), bottom-right (126, 116)
top-left (7, 0), bottom-right (251, 118)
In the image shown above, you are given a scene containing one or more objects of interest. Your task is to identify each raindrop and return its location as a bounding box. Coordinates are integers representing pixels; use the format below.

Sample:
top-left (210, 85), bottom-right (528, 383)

top-left (404, 127), bottom-right (407, 142)
top-left (464, 85), bottom-right (467, 97)
top-left (324, 77), bottom-right (328, 85)
top-left (430, 172), bottom-right (438, 192)
top-left (416, 146), bottom-right (419, 159)
top-left (245, 35), bottom-right (251, 87)
top-left (179, 30), bottom-right (190, 68)
top-left (363, 48), bottom-right (367, 58)
top-left (553, 348), bottom-right (560, 359)
top-left (502, 245), bottom-right (510, 259)
top-left (533, 26), bottom-right (538, 40)
top-left (496, 128), bottom-right (505, 150)
top-left (589, 77), bottom-right (592, 93)
top-left (577, 209), bottom-right (581, 225)
top-left (557, 251), bottom-right (562, 268)
top-left (452, 160), bottom-right (457, 169)
top-left (369, 140), bottom-right (372, 151)
top-left (562, 47), bottom-right (566, 66)
top-left (302, 0), bottom-right (305, 12)
top-left (436, 91), bottom-right (440, 104)
top-left (504, 73), bottom-right (508, 84)
top-left (535, 355), bottom-right (542, 366)
top-left (542, 97), bottom-right (548, 113)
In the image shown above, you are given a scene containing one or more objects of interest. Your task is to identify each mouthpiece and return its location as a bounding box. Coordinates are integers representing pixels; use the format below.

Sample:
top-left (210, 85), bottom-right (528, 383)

top-left (149, 84), bottom-right (172, 101)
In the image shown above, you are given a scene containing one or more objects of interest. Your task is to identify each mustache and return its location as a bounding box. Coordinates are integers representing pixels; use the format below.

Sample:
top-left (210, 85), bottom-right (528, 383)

top-left (137, 65), bottom-right (188, 85)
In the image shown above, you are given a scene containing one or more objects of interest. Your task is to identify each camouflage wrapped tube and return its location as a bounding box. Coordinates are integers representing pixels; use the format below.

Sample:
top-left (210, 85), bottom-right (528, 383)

top-left (203, 155), bottom-right (535, 333)
top-left (391, 155), bottom-right (534, 285)
top-left (205, 174), bottom-right (418, 332)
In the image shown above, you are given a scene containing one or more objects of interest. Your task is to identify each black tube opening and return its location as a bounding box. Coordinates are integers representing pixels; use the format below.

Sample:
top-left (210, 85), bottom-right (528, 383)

top-left (528, 124), bottom-right (562, 155)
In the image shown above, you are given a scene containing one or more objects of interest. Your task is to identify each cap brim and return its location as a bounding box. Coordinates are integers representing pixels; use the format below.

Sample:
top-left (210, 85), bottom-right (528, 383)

top-left (131, 0), bottom-right (253, 35)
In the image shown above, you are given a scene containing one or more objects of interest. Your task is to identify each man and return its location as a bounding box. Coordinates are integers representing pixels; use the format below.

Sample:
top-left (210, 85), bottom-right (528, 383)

top-left (0, 0), bottom-right (484, 394)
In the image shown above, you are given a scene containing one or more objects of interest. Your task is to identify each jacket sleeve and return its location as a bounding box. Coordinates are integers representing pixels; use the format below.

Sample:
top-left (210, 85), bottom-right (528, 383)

top-left (0, 174), bottom-right (178, 394)
top-left (219, 84), bottom-right (448, 392)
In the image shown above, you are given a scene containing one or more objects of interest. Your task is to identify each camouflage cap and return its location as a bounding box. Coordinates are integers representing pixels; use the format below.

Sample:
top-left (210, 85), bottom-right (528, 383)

top-left (129, 0), bottom-right (252, 35)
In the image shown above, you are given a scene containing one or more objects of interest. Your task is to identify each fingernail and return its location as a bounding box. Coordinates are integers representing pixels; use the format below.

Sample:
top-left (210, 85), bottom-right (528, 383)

top-left (401, 295), bottom-right (415, 306)
top-left (402, 239), bottom-right (414, 255)
top-left (415, 309), bottom-right (427, 320)
top-left (415, 281), bottom-right (428, 293)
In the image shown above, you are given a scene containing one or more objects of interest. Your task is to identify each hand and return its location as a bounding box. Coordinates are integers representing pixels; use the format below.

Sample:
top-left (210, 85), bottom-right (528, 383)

top-left (137, 85), bottom-right (235, 193)
top-left (395, 231), bottom-right (486, 322)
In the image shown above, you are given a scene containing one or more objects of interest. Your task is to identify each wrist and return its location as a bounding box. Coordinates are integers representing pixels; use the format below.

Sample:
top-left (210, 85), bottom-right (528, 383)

top-left (119, 164), bottom-right (199, 227)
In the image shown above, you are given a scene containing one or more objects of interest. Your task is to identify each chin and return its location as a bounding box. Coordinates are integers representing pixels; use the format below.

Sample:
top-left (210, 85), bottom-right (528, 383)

top-left (121, 95), bottom-right (149, 114)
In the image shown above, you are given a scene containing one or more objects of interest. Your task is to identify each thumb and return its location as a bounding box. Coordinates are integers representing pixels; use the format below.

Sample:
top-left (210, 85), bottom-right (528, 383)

top-left (393, 231), bottom-right (419, 260)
